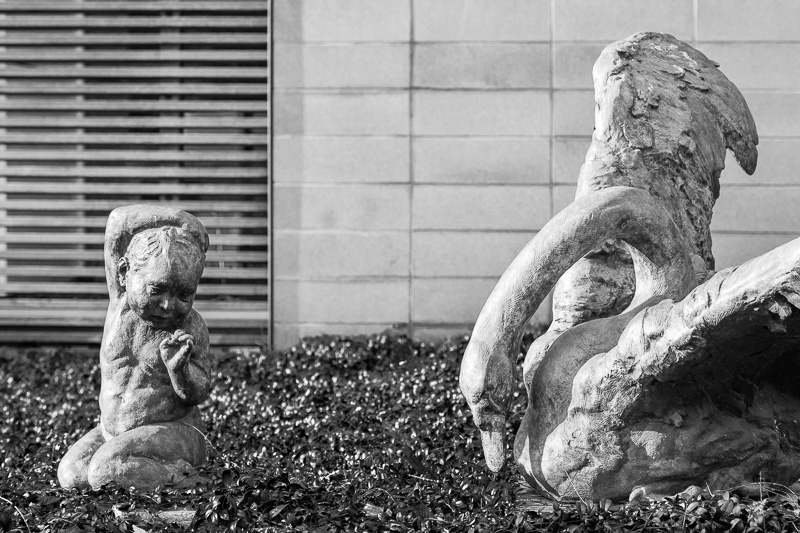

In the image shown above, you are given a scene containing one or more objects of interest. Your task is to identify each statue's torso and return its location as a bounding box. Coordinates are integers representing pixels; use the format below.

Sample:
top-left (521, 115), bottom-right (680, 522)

top-left (98, 300), bottom-right (201, 436)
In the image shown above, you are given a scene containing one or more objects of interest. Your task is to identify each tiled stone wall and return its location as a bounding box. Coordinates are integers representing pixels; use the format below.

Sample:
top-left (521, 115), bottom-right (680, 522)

top-left (272, 0), bottom-right (800, 348)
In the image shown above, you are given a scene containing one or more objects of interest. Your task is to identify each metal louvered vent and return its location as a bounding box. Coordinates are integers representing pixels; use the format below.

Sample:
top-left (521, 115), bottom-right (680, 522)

top-left (0, 1), bottom-right (271, 345)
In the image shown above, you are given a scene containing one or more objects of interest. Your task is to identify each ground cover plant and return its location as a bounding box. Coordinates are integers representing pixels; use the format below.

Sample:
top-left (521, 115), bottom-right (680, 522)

top-left (2, 334), bottom-right (800, 532)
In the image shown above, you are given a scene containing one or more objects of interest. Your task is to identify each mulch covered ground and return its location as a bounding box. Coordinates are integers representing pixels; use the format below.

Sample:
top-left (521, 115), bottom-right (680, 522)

top-left (1, 334), bottom-right (798, 532)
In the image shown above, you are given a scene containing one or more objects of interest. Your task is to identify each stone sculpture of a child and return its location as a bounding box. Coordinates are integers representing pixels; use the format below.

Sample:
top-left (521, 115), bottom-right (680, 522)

top-left (58, 205), bottom-right (213, 490)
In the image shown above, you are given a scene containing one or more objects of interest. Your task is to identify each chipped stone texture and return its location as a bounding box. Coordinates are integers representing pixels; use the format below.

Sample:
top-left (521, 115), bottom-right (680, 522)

top-left (460, 33), bottom-right (800, 499)
top-left (58, 205), bottom-right (213, 491)
top-left (554, 31), bottom-right (758, 329)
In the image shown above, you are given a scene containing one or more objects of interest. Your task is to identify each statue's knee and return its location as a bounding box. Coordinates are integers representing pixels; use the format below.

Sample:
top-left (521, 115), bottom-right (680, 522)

top-left (86, 450), bottom-right (117, 489)
top-left (57, 456), bottom-right (89, 489)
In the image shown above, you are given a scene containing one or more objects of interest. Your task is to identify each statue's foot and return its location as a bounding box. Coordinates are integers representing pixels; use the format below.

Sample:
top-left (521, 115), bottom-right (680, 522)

top-left (164, 459), bottom-right (207, 488)
top-left (170, 472), bottom-right (208, 489)
top-left (676, 485), bottom-right (706, 500)
top-left (628, 484), bottom-right (707, 503)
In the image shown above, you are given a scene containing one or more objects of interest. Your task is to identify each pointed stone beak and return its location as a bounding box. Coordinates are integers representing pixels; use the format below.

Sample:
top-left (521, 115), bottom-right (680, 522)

top-left (480, 429), bottom-right (506, 472)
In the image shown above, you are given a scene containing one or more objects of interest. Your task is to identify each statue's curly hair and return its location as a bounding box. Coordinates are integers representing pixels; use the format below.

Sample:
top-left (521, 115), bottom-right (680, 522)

top-left (125, 225), bottom-right (206, 275)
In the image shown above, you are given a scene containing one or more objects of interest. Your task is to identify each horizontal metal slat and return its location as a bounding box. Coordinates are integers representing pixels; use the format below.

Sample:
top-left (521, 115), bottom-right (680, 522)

top-left (0, 330), bottom-right (269, 346)
top-left (0, 216), bottom-right (268, 229)
top-left (0, 33), bottom-right (269, 45)
top-left (0, 117), bottom-right (268, 129)
top-left (0, 50), bottom-right (269, 62)
top-left (0, 17), bottom-right (270, 28)
top-left (0, 266), bottom-right (269, 280)
top-left (0, 233), bottom-right (268, 246)
top-left (0, 298), bottom-right (269, 312)
top-left (0, 66), bottom-right (268, 79)
top-left (2, 282), bottom-right (268, 296)
top-left (0, 299), bottom-right (271, 343)
top-left (0, 181), bottom-right (267, 195)
top-left (0, 83), bottom-right (270, 96)
top-left (0, 100), bottom-right (267, 111)
top-left (0, 167), bottom-right (267, 180)
top-left (0, 250), bottom-right (269, 262)
top-left (0, 199), bottom-right (268, 212)
top-left (0, 1), bottom-right (269, 11)
top-left (1, 150), bottom-right (267, 162)
top-left (0, 9), bottom-right (274, 339)
top-left (0, 133), bottom-right (269, 145)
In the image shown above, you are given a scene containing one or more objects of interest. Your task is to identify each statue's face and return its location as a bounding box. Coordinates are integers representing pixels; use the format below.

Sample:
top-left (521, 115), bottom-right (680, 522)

top-left (124, 253), bottom-right (202, 329)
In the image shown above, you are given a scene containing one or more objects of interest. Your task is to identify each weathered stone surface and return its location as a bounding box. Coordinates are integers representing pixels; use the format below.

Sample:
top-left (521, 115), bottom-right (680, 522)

top-left (58, 205), bottom-right (213, 491)
top-left (557, 31), bottom-right (759, 329)
top-left (460, 33), bottom-right (800, 499)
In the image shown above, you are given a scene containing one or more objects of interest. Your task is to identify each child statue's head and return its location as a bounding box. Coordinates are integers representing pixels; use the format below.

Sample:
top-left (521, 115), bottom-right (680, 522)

top-left (119, 225), bottom-right (206, 329)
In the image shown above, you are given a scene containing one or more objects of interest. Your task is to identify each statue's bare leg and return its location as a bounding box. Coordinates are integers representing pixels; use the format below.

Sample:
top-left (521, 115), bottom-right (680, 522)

top-left (86, 414), bottom-right (206, 491)
top-left (57, 425), bottom-right (105, 489)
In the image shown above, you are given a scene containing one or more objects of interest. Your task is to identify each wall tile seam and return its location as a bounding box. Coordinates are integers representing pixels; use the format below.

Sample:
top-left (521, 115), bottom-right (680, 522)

top-left (273, 321), bottom-right (518, 327)
top-left (274, 276), bottom-right (523, 282)
top-left (414, 181), bottom-right (555, 186)
top-left (268, 0), bottom-right (275, 346)
top-left (274, 42), bottom-right (410, 47)
top-left (729, 90), bottom-right (800, 94)
top-left (553, 134), bottom-right (800, 140)
top-left (273, 134), bottom-right (557, 140)
top-left (276, 88), bottom-right (561, 94)
top-left (720, 183), bottom-right (800, 187)
top-left (277, 86), bottom-right (553, 90)
top-left (278, 39), bottom-right (780, 46)
top-left (274, 88), bottom-right (410, 94)
top-left (697, 40), bottom-right (800, 45)
top-left (732, 136), bottom-right (800, 140)
top-left (549, 87), bottom-right (800, 92)
top-left (549, 0), bottom-right (556, 227)
top-left (274, 321), bottom-right (408, 324)
top-left (408, 0), bottom-right (416, 337)
top-left (273, 182), bottom-right (411, 188)
top-left (273, 230), bottom-right (411, 235)
top-left (273, 324), bottom-right (417, 329)
top-left (274, 322), bottom-right (410, 327)
top-left (274, 40), bottom-right (555, 45)
top-left (274, 181), bottom-right (556, 186)
top-left (410, 323), bottom-right (547, 330)
top-left (411, 229), bottom-right (545, 234)
top-left (411, 87), bottom-right (552, 91)
top-left (278, 87), bottom-right (565, 92)
top-left (273, 181), bottom-right (414, 186)
top-left (717, 185), bottom-right (800, 189)
top-left (276, 42), bottom-right (561, 46)
top-left (415, 183), bottom-right (554, 188)
top-left (712, 230), bottom-right (800, 236)
top-left (554, 135), bottom-right (800, 142)
top-left (273, 181), bottom-right (415, 185)
top-left (274, 276), bottom-right (413, 281)
top-left (274, 40), bottom-right (800, 46)
top-left (413, 229), bottom-right (538, 234)
top-left (273, 134), bottom-right (412, 139)
top-left (274, 183), bottom-right (556, 189)
top-left (412, 275), bottom-right (535, 280)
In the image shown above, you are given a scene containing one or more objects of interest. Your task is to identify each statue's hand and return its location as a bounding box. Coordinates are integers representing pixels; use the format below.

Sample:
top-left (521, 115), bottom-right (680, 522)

top-left (159, 329), bottom-right (194, 373)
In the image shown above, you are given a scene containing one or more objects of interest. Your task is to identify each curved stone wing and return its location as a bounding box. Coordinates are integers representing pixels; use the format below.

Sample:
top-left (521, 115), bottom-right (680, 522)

top-left (536, 237), bottom-right (800, 498)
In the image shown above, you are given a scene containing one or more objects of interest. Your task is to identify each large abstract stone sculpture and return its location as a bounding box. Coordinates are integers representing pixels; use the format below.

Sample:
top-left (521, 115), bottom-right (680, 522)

top-left (58, 205), bottom-right (213, 491)
top-left (460, 32), bottom-right (800, 500)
